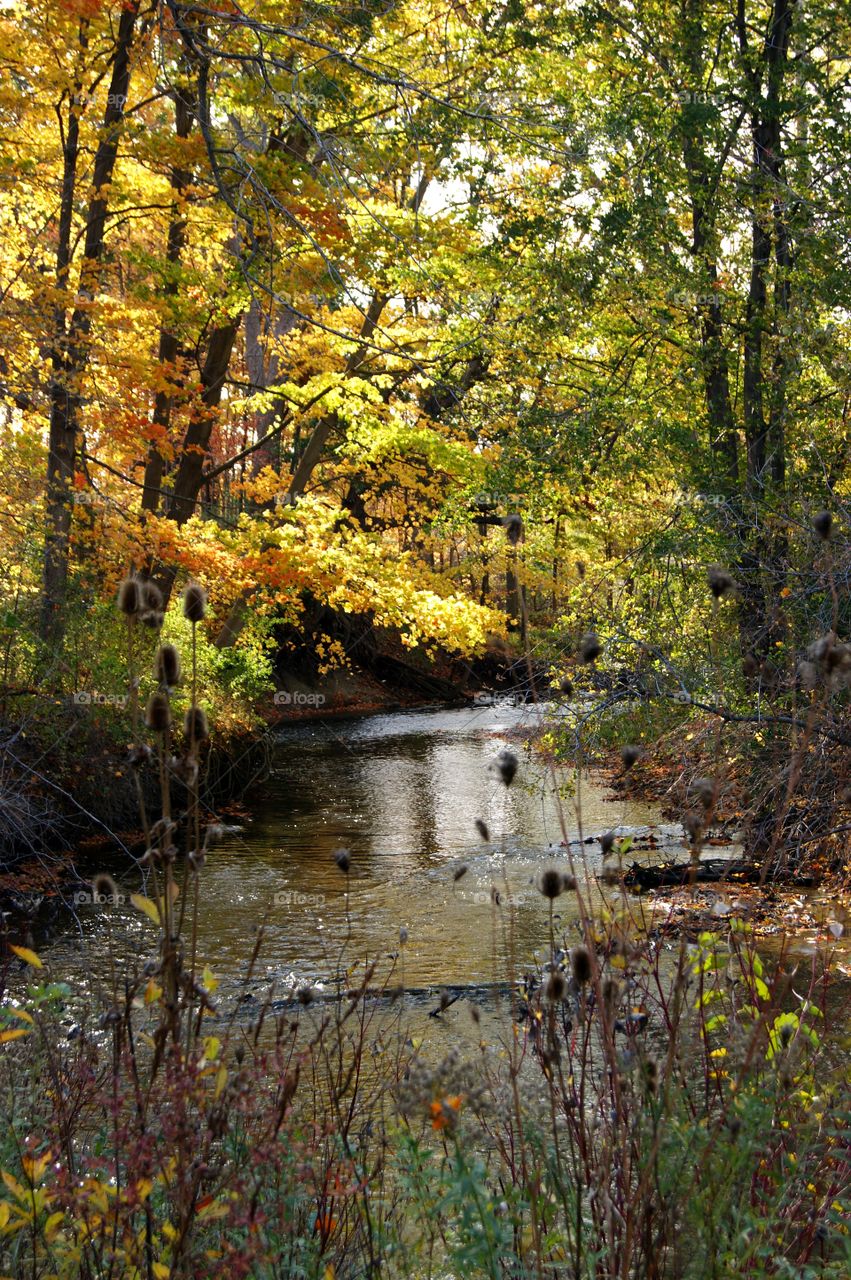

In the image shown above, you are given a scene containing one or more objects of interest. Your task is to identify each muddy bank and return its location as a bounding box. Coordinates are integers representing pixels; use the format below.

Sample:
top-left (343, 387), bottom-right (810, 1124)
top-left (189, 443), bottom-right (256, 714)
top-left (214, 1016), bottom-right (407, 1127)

top-left (0, 717), bottom-right (271, 920)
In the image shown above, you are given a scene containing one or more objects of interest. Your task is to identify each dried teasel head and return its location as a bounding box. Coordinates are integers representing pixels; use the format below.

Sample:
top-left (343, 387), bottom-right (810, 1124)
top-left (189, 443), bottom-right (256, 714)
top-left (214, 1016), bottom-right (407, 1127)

top-left (127, 744), bottom-right (152, 769)
top-left (145, 692), bottom-right (171, 732)
top-left (474, 818), bottom-right (490, 842)
top-left (334, 847), bottom-right (351, 874)
top-left (600, 830), bottom-right (616, 856)
top-left (495, 747), bottom-right (518, 786)
top-left (184, 707), bottom-right (209, 741)
top-left (92, 873), bottom-right (119, 902)
top-left (559, 675), bottom-right (574, 696)
top-left (707, 566), bottom-right (736, 599)
top-left (117, 577), bottom-right (140, 616)
top-left (620, 745), bottom-right (641, 770)
top-left (141, 580), bottom-right (163, 612)
top-left (689, 777), bottom-right (715, 810)
top-left (798, 660), bottom-right (819, 691)
top-left (808, 632), bottom-right (836, 665)
top-left (683, 811), bottom-right (704, 842)
top-left (503, 513), bottom-right (523, 545)
top-left (171, 753), bottom-right (199, 788)
top-left (602, 977), bottom-right (622, 1012)
top-left (453, 865), bottom-right (468, 883)
top-left (578, 631), bottom-right (602, 664)
top-left (570, 945), bottom-right (592, 985)
top-left (538, 868), bottom-right (563, 900)
top-left (183, 581), bottom-right (207, 623)
top-left (154, 643), bottom-right (181, 687)
top-left (812, 510), bottom-right (833, 541)
top-left (545, 969), bottom-right (566, 1002)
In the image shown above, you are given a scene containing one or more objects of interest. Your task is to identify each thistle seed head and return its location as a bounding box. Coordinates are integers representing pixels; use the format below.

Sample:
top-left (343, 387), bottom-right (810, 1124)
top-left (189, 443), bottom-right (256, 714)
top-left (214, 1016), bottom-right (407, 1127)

top-left (145, 692), bottom-right (171, 732)
top-left (117, 577), bottom-right (141, 616)
top-left (812, 510), bottom-right (832, 541)
top-left (545, 969), bottom-right (566, 1002)
top-left (334, 848), bottom-right (351, 874)
top-left (570, 945), bottom-right (592, 985)
top-left (495, 747), bottom-right (518, 786)
top-left (127, 744), bottom-right (152, 769)
top-left (689, 777), bottom-right (715, 810)
top-left (798, 660), bottom-right (819, 690)
top-left (503, 513), bottom-right (523, 545)
top-left (683, 811), bottom-right (704, 842)
top-left (579, 632), bottom-right (602, 663)
top-left (184, 707), bottom-right (209, 741)
top-left (92, 873), bottom-right (119, 901)
top-left (539, 868), bottom-right (563, 900)
top-left (154, 643), bottom-right (181, 687)
top-left (141, 580), bottom-right (163, 611)
top-left (183, 581), bottom-right (207, 623)
top-left (602, 977), bottom-right (622, 1011)
top-left (707, 566), bottom-right (736, 599)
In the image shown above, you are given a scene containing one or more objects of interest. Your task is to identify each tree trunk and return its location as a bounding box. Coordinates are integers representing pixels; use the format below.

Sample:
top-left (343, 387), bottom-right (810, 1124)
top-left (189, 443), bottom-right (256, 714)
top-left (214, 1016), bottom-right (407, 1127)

top-left (150, 317), bottom-right (240, 605)
top-left (141, 83), bottom-right (197, 515)
top-left (40, 1), bottom-right (141, 644)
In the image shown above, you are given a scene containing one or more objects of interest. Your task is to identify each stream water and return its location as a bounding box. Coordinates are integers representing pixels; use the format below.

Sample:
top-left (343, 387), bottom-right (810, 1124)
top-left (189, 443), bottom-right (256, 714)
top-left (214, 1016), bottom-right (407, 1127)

top-left (39, 703), bottom-right (848, 1037)
top-left (48, 704), bottom-right (664, 998)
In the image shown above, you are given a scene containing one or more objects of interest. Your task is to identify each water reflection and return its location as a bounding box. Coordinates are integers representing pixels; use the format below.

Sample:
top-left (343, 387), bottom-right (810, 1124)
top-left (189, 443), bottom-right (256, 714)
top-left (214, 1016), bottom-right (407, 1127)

top-left (50, 704), bottom-right (664, 996)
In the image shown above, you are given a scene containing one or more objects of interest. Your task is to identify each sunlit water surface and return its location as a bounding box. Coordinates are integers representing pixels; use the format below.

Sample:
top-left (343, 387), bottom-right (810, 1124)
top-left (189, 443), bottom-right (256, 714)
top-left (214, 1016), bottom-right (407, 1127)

top-left (38, 704), bottom-right (849, 1045)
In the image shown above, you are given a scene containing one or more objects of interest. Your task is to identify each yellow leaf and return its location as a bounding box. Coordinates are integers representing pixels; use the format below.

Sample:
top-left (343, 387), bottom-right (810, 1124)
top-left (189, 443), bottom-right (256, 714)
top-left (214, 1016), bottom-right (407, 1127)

top-left (201, 967), bottom-right (219, 995)
top-left (1, 1172), bottom-right (27, 1203)
top-left (5, 1008), bottom-right (33, 1025)
top-left (130, 894), bottom-right (163, 927)
top-left (214, 1064), bottom-right (227, 1100)
top-left (202, 1036), bottom-right (221, 1061)
top-left (9, 946), bottom-right (42, 969)
top-left (0, 1030), bottom-right (30, 1043)
top-left (44, 1211), bottom-right (64, 1242)
top-left (197, 1196), bottom-right (230, 1220)
top-left (153, 1264), bottom-right (170, 1279)
top-left (22, 1152), bottom-right (51, 1184)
